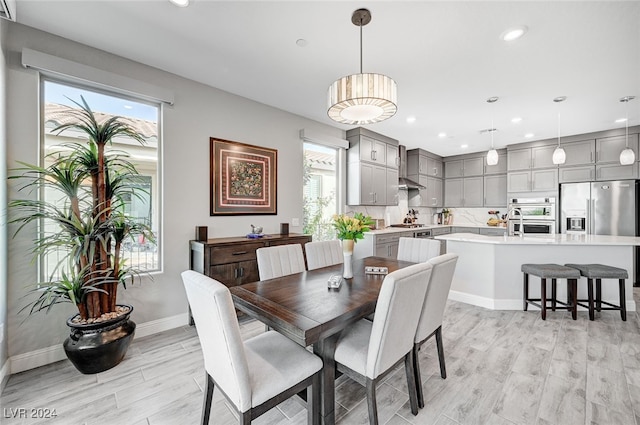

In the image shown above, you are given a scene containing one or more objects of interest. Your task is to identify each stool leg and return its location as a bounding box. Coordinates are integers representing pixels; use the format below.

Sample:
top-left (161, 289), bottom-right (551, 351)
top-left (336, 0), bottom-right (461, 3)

top-left (569, 279), bottom-right (577, 320)
top-left (596, 279), bottom-right (602, 312)
top-left (523, 273), bottom-right (529, 311)
top-left (551, 278), bottom-right (557, 311)
top-left (587, 278), bottom-right (594, 321)
top-left (541, 278), bottom-right (547, 320)
top-left (619, 278), bottom-right (627, 321)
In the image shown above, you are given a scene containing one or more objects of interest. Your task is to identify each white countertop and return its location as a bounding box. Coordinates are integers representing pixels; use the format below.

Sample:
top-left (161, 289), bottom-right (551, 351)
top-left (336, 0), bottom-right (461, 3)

top-left (367, 223), bottom-right (503, 235)
top-left (436, 232), bottom-right (640, 246)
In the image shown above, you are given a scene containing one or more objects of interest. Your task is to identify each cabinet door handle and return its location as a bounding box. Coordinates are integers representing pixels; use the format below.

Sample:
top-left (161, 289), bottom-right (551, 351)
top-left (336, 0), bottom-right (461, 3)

top-left (590, 151), bottom-right (593, 162)
top-left (232, 251), bottom-right (248, 255)
top-left (419, 163), bottom-right (423, 173)
top-left (234, 268), bottom-right (239, 278)
top-left (434, 167), bottom-right (438, 176)
top-left (432, 198), bottom-right (437, 206)
top-left (239, 267), bottom-right (244, 277)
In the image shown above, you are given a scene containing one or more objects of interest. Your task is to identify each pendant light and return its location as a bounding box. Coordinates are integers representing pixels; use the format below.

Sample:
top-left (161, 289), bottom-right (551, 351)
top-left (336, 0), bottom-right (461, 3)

top-left (486, 97), bottom-right (499, 166)
top-left (619, 96), bottom-right (636, 165)
top-left (552, 96), bottom-right (567, 165)
top-left (327, 9), bottom-right (397, 125)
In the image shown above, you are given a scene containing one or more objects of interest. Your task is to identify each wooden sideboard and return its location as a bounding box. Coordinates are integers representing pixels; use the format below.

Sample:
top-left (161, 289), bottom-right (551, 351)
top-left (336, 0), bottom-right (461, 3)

top-left (189, 233), bottom-right (312, 321)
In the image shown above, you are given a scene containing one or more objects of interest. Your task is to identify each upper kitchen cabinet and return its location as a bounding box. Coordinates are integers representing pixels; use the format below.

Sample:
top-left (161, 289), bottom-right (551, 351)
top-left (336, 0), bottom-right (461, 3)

top-left (445, 177), bottom-right (483, 207)
top-left (559, 139), bottom-right (596, 166)
top-left (484, 153), bottom-right (507, 175)
top-left (346, 127), bottom-right (399, 206)
top-left (507, 145), bottom-right (556, 171)
top-left (444, 156), bottom-right (484, 178)
top-left (408, 174), bottom-right (443, 208)
top-left (484, 174), bottom-right (507, 206)
top-left (407, 148), bottom-right (443, 178)
top-left (596, 134), bottom-right (639, 163)
top-left (507, 168), bottom-right (558, 192)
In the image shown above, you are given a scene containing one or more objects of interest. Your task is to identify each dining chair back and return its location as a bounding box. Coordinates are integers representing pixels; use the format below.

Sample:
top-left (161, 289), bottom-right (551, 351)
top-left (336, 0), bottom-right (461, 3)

top-left (305, 240), bottom-right (343, 270)
top-left (333, 262), bottom-right (433, 424)
top-left (181, 270), bottom-right (322, 425)
top-left (397, 237), bottom-right (441, 263)
top-left (256, 244), bottom-right (306, 280)
top-left (412, 253), bottom-right (458, 408)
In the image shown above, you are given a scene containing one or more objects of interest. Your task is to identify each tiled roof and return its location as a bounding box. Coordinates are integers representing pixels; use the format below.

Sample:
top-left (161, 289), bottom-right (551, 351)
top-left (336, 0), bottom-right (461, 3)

top-left (44, 103), bottom-right (157, 139)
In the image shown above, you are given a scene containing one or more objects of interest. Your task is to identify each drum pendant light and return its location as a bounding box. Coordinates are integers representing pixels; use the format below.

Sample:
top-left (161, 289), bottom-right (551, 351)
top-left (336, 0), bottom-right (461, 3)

top-left (327, 9), bottom-right (397, 125)
top-left (619, 96), bottom-right (636, 165)
top-left (552, 96), bottom-right (566, 165)
top-left (486, 97), bottom-right (499, 166)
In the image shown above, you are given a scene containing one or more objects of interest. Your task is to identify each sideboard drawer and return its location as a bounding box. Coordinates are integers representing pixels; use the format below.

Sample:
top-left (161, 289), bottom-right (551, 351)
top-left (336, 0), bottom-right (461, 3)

top-left (209, 242), bottom-right (259, 265)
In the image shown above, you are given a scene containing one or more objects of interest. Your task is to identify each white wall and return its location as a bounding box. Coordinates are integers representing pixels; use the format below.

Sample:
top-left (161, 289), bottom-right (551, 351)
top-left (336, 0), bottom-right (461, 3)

top-left (3, 21), bottom-right (344, 367)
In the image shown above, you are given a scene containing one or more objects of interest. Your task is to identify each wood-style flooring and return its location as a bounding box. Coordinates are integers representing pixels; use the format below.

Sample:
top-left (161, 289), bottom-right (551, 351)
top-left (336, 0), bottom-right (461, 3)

top-left (2, 288), bottom-right (640, 425)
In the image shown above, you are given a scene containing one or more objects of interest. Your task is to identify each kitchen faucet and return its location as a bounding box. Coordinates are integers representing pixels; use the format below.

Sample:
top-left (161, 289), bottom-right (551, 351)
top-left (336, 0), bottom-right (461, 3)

top-left (507, 206), bottom-right (524, 238)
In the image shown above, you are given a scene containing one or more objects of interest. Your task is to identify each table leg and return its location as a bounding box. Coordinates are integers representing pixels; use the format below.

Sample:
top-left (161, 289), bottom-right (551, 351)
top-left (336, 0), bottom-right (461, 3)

top-left (314, 333), bottom-right (340, 425)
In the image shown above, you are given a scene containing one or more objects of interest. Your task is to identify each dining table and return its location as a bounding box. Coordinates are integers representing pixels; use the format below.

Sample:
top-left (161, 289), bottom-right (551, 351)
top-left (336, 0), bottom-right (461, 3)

top-left (229, 256), bottom-right (416, 425)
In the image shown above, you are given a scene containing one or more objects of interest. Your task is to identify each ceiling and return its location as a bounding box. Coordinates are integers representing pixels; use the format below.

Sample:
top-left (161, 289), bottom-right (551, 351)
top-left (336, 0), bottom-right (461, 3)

top-left (13, 1), bottom-right (640, 157)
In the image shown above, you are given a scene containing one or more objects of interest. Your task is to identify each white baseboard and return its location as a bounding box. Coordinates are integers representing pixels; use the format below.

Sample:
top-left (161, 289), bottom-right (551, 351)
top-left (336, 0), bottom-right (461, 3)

top-left (8, 312), bottom-right (190, 375)
top-left (1, 359), bottom-right (10, 392)
top-left (449, 291), bottom-right (637, 312)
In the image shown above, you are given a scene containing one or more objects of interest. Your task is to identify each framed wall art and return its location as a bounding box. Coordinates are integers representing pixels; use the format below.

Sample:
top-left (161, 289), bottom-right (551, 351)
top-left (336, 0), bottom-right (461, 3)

top-left (210, 137), bottom-right (277, 215)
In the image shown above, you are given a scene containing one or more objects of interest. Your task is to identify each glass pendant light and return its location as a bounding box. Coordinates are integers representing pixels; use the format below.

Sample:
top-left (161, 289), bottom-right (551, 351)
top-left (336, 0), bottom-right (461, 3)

top-left (552, 96), bottom-right (566, 165)
top-left (486, 97), bottom-right (499, 166)
top-left (619, 96), bottom-right (636, 165)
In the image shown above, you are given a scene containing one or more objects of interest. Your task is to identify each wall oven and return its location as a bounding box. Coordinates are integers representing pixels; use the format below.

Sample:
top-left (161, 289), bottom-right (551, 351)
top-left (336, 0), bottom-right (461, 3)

top-left (508, 197), bottom-right (557, 234)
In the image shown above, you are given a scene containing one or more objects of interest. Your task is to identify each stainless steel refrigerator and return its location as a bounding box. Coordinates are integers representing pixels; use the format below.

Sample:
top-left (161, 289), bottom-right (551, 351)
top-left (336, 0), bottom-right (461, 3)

top-left (560, 179), bottom-right (639, 284)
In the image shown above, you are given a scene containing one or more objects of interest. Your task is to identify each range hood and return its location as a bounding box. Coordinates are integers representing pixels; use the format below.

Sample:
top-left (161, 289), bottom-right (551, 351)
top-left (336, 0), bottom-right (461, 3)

top-left (398, 145), bottom-right (426, 190)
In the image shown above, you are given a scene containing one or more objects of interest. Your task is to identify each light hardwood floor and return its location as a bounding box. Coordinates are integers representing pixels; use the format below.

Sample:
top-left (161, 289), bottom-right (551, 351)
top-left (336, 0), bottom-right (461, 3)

top-left (2, 289), bottom-right (640, 425)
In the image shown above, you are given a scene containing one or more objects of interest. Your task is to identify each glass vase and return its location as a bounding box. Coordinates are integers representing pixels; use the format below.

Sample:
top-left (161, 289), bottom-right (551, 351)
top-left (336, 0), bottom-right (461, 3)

top-left (342, 239), bottom-right (354, 279)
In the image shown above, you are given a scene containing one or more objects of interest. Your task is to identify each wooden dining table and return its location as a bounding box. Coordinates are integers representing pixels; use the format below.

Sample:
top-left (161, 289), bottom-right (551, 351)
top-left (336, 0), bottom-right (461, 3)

top-left (229, 256), bottom-right (415, 425)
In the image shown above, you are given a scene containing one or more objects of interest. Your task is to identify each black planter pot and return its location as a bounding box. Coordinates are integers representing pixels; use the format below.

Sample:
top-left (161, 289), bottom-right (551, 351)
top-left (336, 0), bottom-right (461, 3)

top-left (63, 305), bottom-right (136, 374)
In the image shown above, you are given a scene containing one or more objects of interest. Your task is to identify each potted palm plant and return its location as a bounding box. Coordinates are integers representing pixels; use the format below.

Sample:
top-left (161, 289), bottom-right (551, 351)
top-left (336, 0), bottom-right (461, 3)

top-left (9, 96), bottom-right (154, 374)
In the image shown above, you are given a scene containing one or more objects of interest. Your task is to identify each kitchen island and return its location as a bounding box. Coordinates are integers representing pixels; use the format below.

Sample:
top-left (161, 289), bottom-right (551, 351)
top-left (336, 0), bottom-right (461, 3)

top-left (435, 233), bottom-right (640, 312)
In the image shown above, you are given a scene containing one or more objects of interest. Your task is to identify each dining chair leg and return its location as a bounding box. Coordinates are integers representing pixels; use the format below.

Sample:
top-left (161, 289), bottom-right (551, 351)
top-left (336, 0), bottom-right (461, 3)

top-left (569, 278), bottom-right (577, 320)
top-left (308, 372), bottom-right (321, 425)
top-left (587, 278), bottom-right (595, 320)
top-left (541, 278), bottom-right (547, 320)
top-left (523, 272), bottom-right (529, 311)
top-left (435, 326), bottom-right (447, 379)
top-left (366, 378), bottom-right (379, 425)
top-left (404, 351), bottom-right (419, 416)
top-left (202, 373), bottom-right (215, 425)
top-left (240, 410), bottom-right (252, 425)
top-left (596, 278), bottom-right (602, 311)
top-left (551, 278), bottom-right (557, 311)
top-left (619, 278), bottom-right (627, 321)
top-left (412, 343), bottom-right (425, 409)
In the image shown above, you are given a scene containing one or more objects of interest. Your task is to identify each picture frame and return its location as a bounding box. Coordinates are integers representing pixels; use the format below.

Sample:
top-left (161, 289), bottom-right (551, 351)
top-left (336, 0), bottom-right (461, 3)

top-left (210, 137), bottom-right (277, 215)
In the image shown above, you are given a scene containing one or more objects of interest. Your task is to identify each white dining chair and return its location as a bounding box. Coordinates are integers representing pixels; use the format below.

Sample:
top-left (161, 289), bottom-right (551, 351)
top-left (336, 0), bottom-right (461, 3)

top-left (333, 262), bottom-right (433, 425)
top-left (256, 244), bottom-right (306, 280)
top-left (397, 237), bottom-right (442, 263)
top-left (305, 240), bottom-right (343, 270)
top-left (412, 253), bottom-right (458, 409)
top-left (181, 270), bottom-right (322, 425)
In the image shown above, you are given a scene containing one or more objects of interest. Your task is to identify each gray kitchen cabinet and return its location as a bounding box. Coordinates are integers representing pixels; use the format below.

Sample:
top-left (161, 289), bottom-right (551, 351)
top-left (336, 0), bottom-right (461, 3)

top-left (386, 143), bottom-right (399, 169)
top-left (445, 177), bottom-right (483, 207)
top-left (407, 150), bottom-right (443, 178)
top-left (444, 178), bottom-right (463, 206)
top-left (445, 157), bottom-right (483, 178)
top-left (507, 168), bottom-right (558, 192)
top-left (427, 176), bottom-right (444, 207)
top-left (532, 145), bottom-right (557, 169)
top-left (596, 134), bottom-right (639, 163)
top-left (561, 139), bottom-right (596, 166)
top-left (507, 149), bottom-right (532, 171)
top-left (559, 165), bottom-right (595, 183)
top-left (445, 159), bottom-right (464, 178)
top-left (484, 174), bottom-right (507, 206)
top-left (595, 163), bottom-right (638, 181)
top-left (427, 156), bottom-right (444, 178)
top-left (357, 135), bottom-right (387, 165)
top-left (430, 227), bottom-right (450, 236)
top-left (374, 231), bottom-right (414, 259)
top-left (484, 153), bottom-right (507, 174)
top-left (450, 227), bottom-right (480, 234)
top-left (385, 168), bottom-right (399, 205)
top-left (479, 227), bottom-right (507, 236)
top-left (348, 162), bottom-right (386, 205)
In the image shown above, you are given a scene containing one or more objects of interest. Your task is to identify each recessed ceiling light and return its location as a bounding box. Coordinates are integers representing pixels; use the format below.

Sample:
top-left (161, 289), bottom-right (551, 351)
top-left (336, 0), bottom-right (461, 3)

top-left (438, 132), bottom-right (447, 138)
top-left (406, 115), bottom-right (416, 124)
top-left (615, 118), bottom-right (627, 123)
top-left (501, 25), bottom-right (528, 42)
top-left (460, 144), bottom-right (468, 149)
top-left (524, 133), bottom-right (534, 138)
top-left (296, 39), bottom-right (308, 47)
top-left (511, 117), bottom-right (522, 123)
top-left (123, 105), bottom-right (133, 110)
top-left (169, 0), bottom-right (189, 6)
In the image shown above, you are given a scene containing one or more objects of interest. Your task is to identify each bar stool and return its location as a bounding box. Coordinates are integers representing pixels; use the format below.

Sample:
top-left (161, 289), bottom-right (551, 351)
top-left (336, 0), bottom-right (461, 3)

top-left (521, 264), bottom-right (581, 320)
top-left (565, 264), bottom-right (627, 321)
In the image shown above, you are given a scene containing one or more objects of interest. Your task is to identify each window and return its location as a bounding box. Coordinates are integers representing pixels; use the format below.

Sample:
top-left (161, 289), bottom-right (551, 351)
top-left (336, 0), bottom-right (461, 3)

top-left (303, 142), bottom-right (339, 241)
top-left (42, 79), bottom-right (161, 275)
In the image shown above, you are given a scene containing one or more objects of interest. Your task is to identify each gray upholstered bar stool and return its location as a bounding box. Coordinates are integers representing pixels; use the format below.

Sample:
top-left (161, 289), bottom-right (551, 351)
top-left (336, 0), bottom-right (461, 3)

top-left (521, 264), bottom-right (581, 320)
top-left (565, 264), bottom-right (627, 321)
